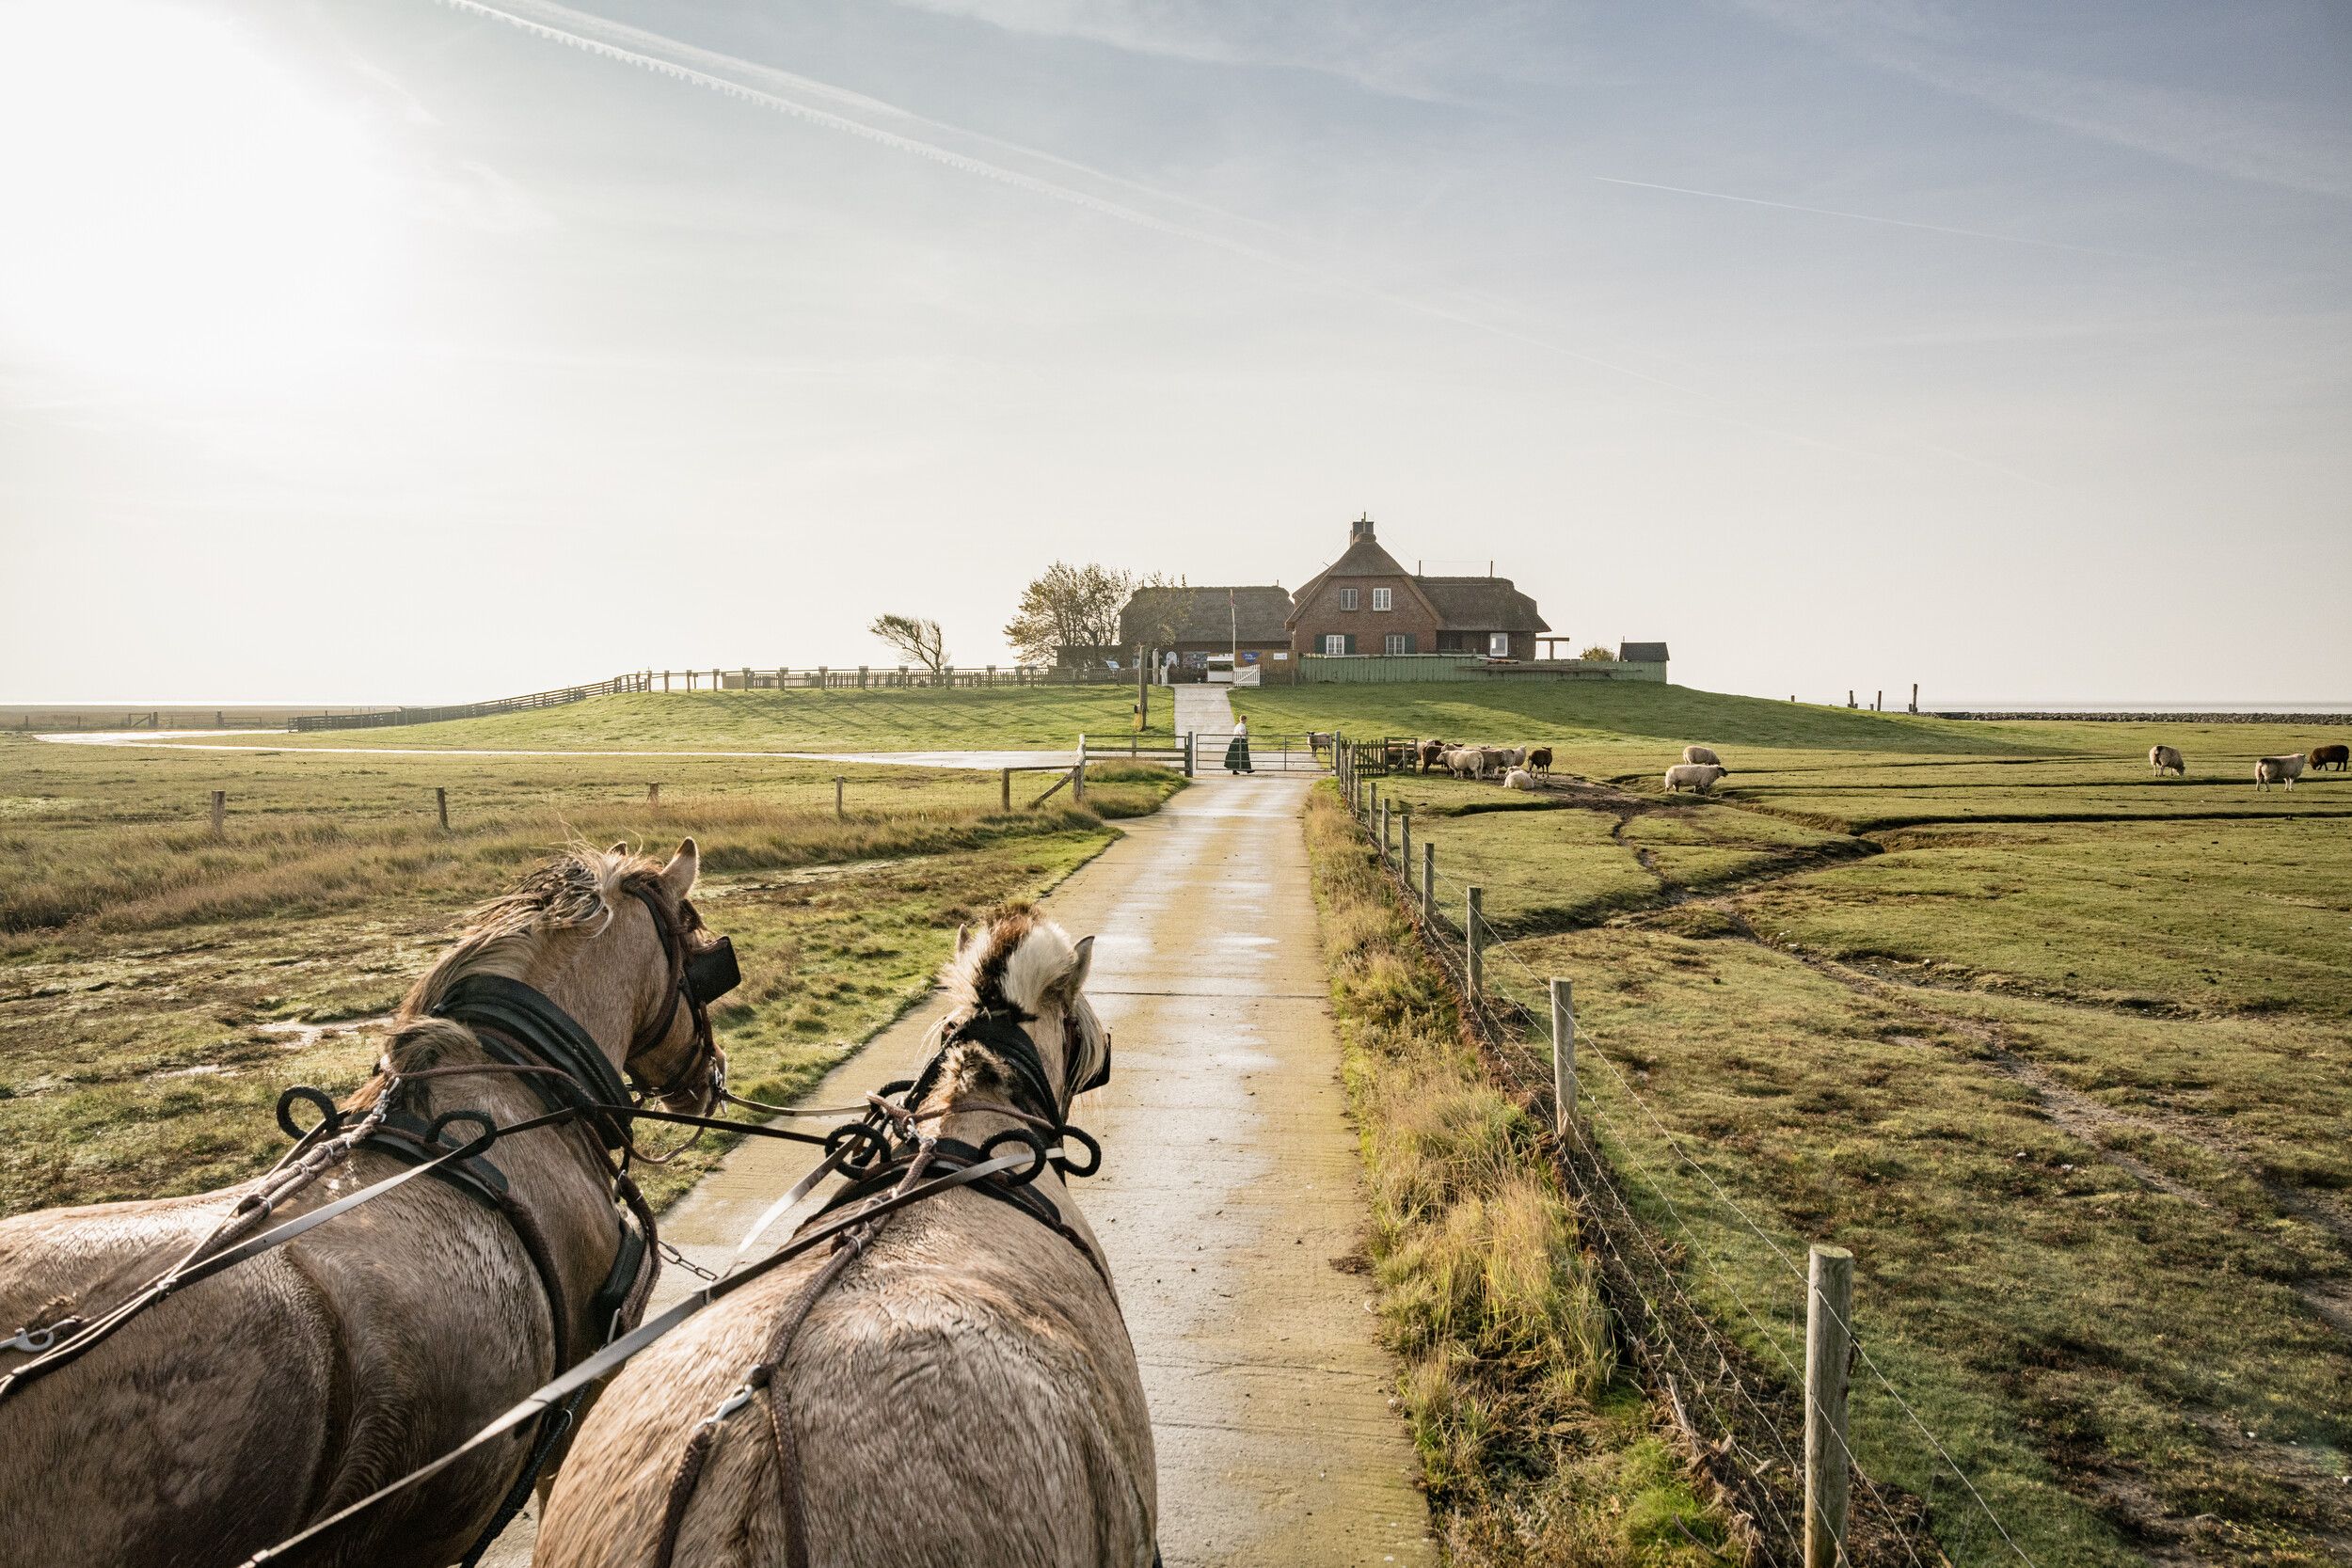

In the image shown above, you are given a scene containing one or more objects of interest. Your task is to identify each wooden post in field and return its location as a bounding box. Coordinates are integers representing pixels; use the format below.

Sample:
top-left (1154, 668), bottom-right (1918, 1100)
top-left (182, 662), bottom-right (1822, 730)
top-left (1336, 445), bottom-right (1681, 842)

top-left (1804, 1244), bottom-right (1854, 1568)
top-left (1379, 797), bottom-right (1391, 868)
top-left (1875, 689), bottom-right (1883, 711)
top-left (1399, 807), bottom-right (1412, 893)
top-left (436, 787), bottom-right (450, 832)
top-left (1847, 689), bottom-right (1854, 708)
top-left (210, 790), bottom-right (225, 837)
top-left (1549, 977), bottom-right (1575, 1132)
top-left (1465, 886), bottom-right (1484, 996)
top-left (1073, 759), bottom-right (1087, 805)
top-left (1422, 842), bottom-right (1436, 926)
top-left (834, 776), bottom-right (846, 819)
top-left (648, 783), bottom-right (660, 809)
top-left (1910, 682), bottom-right (1918, 714)
top-left (1000, 768), bottom-right (1011, 811)
top-left (1184, 732), bottom-right (1195, 778)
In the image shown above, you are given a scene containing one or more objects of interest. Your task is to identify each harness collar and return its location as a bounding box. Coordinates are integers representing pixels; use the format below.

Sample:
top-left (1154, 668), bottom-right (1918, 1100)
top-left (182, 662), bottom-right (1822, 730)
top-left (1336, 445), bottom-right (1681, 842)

top-left (429, 974), bottom-right (634, 1148)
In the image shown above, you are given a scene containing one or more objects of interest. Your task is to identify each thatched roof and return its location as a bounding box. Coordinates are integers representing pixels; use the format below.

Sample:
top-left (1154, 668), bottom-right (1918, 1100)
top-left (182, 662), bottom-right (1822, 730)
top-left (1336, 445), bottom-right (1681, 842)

top-left (1120, 585), bottom-right (1295, 645)
top-left (1418, 577), bottom-right (1549, 633)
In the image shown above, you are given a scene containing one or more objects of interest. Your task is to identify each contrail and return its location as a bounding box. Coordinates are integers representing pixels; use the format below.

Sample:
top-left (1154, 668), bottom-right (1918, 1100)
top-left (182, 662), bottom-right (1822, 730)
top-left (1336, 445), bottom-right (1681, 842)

top-left (1592, 174), bottom-right (2143, 259)
top-left (429, 0), bottom-right (2054, 484)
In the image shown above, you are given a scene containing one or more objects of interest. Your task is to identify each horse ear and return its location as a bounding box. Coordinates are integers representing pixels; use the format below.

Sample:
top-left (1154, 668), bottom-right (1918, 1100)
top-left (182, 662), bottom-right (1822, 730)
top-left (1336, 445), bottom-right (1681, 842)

top-left (660, 838), bottom-right (699, 901)
top-left (953, 924), bottom-right (971, 956)
top-left (1059, 935), bottom-right (1095, 994)
top-left (609, 841), bottom-right (628, 858)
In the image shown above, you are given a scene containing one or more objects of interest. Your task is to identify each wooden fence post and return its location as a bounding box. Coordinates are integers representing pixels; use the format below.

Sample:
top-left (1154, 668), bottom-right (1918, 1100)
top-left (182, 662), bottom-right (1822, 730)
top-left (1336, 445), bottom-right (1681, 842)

top-left (1184, 732), bottom-right (1195, 778)
top-left (1466, 886), bottom-right (1484, 995)
top-left (1379, 798), bottom-right (1391, 867)
top-left (1422, 842), bottom-right (1436, 927)
top-left (834, 777), bottom-right (846, 819)
top-left (1549, 977), bottom-right (1575, 1132)
top-left (647, 783), bottom-right (660, 808)
top-left (210, 790), bottom-right (225, 837)
top-left (1910, 681), bottom-right (1918, 714)
top-left (1001, 768), bottom-right (1011, 811)
top-left (1399, 807), bottom-right (1412, 893)
top-left (436, 787), bottom-right (450, 832)
top-left (1805, 1244), bottom-right (1855, 1568)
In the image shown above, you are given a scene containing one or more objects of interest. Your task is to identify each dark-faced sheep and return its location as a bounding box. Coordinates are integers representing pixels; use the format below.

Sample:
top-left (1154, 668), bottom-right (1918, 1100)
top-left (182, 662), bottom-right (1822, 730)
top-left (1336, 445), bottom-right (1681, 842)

top-left (1526, 746), bottom-right (1552, 779)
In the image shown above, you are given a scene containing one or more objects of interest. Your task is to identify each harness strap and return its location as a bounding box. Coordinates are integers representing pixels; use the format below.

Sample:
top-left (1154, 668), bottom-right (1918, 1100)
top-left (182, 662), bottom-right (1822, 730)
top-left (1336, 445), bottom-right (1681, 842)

top-left (430, 975), bottom-right (633, 1148)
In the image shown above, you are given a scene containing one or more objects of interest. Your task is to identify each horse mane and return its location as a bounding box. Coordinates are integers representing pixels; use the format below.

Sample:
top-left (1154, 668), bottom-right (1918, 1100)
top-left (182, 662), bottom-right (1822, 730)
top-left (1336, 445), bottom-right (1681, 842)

top-left (350, 844), bottom-right (665, 1101)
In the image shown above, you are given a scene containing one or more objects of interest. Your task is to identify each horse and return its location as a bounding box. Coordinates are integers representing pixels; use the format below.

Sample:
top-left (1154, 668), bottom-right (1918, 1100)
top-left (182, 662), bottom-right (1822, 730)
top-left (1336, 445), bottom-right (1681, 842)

top-left (2148, 744), bottom-right (2185, 776)
top-left (534, 908), bottom-right (1152, 1568)
top-left (0, 841), bottom-right (732, 1568)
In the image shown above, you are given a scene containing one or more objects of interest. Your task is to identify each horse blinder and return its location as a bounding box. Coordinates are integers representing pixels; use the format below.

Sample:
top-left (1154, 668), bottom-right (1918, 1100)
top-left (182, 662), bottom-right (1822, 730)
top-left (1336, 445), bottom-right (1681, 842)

top-left (685, 936), bottom-right (740, 1006)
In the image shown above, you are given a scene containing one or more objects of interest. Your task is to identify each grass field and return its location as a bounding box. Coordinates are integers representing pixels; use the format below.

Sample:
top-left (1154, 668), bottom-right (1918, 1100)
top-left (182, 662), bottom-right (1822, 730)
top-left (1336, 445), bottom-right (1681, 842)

top-left (215, 686), bottom-right (1153, 752)
top-left (0, 735), bottom-right (1180, 1215)
top-left (1361, 707), bottom-right (2352, 1565)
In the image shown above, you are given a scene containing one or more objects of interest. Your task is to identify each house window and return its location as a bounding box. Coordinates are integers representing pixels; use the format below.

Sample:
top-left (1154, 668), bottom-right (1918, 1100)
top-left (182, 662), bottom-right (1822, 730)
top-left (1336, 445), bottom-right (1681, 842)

top-left (1372, 587), bottom-right (1391, 611)
top-left (1338, 588), bottom-right (1359, 611)
top-left (1323, 633), bottom-right (1347, 656)
top-left (1488, 632), bottom-right (1510, 657)
top-left (1385, 633), bottom-right (1411, 656)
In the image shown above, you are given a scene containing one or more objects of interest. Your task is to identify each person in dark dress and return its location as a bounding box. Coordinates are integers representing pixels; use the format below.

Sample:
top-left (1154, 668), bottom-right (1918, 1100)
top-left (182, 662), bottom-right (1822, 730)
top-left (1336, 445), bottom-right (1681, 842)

top-left (1222, 714), bottom-right (1253, 773)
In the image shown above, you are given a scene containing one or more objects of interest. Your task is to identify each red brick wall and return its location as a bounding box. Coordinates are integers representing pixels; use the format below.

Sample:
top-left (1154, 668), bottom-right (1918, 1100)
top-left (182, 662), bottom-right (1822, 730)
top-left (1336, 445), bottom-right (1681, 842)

top-left (1289, 575), bottom-right (1442, 657)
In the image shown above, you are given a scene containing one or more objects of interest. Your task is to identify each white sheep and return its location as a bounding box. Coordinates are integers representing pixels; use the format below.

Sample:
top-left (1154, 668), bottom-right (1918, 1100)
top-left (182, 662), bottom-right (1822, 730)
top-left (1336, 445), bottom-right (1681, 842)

top-left (1664, 763), bottom-right (1728, 794)
top-left (1682, 745), bottom-right (1722, 767)
top-left (2255, 754), bottom-right (2305, 791)
top-left (1502, 768), bottom-right (1536, 791)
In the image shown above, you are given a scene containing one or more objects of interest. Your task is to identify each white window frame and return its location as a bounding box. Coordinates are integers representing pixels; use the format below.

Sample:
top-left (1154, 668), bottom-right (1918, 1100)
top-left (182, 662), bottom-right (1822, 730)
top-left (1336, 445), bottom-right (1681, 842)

top-left (1384, 633), bottom-right (1408, 656)
top-left (1488, 632), bottom-right (1510, 657)
top-left (1322, 633), bottom-right (1347, 656)
top-left (1338, 587), bottom-right (1359, 611)
top-left (1372, 587), bottom-right (1392, 611)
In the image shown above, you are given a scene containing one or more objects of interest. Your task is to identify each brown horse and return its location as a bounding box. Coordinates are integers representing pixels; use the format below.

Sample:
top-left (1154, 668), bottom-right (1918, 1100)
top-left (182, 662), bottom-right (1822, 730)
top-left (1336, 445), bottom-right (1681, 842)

top-left (0, 841), bottom-right (729, 1568)
top-left (534, 908), bottom-right (1152, 1568)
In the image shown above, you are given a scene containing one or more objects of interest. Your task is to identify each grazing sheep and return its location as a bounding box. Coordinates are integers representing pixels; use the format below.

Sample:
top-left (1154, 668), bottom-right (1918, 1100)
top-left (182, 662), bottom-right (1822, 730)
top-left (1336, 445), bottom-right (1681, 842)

top-left (1479, 746), bottom-right (1516, 775)
top-left (1682, 744), bottom-right (1722, 767)
top-left (1445, 747), bottom-right (1486, 780)
top-left (1526, 745), bottom-right (1552, 780)
top-left (2310, 742), bottom-right (2350, 772)
top-left (2148, 744), bottom-right (2185, 776)
top-left (2255, 754), bottom-right (2305, 791)
top-left (1664, 763), bottom-right (1728, 794)
top-left (1502, 768), bottom-right (1536, 791)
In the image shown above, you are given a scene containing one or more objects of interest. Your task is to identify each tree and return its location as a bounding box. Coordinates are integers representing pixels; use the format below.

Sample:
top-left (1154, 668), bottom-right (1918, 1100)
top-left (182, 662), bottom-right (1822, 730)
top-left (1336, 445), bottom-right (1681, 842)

top-left (869, 613), bottom-right (950, 675)
top-left (1003, 562), bottom-right (1144, 667)
top-left (1578, 644), bottom-right (1616, 661)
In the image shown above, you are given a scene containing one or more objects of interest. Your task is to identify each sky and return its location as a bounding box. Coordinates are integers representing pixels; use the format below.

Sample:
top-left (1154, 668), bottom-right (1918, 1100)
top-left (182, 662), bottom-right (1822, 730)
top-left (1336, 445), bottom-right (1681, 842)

top-left (1, 0), bottom-right (2347, 705)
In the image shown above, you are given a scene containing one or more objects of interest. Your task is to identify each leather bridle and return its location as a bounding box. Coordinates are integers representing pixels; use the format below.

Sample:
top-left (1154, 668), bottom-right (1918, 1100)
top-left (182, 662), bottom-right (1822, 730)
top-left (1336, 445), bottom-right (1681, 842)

top-left (618, 882), bottom-right (738, 1112)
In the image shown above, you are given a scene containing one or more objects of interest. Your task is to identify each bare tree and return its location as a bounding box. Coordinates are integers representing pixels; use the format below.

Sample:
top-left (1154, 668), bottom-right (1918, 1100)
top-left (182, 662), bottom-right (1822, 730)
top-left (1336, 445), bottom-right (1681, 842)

top-left (1003, 562), bottom-right (1148, 667)
top-left (869, 613), bottom-right (951, 675)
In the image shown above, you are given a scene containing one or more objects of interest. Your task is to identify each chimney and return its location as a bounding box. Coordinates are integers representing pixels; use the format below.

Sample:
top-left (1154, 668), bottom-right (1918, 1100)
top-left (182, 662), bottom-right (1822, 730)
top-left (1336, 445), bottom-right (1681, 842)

top-left (1351, 513), bottom-right (1375, 542)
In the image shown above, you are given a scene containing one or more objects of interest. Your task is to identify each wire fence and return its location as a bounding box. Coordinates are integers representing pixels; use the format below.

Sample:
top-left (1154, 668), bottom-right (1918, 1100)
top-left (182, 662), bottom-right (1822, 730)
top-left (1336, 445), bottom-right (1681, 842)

top-left (1336, 742), bottom-right (2033, 1568)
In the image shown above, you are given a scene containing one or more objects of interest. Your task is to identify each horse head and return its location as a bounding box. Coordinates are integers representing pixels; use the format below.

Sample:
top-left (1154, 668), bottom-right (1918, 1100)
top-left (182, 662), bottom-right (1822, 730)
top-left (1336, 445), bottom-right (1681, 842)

top-left (935, 907), bottom-right (1108, 1123)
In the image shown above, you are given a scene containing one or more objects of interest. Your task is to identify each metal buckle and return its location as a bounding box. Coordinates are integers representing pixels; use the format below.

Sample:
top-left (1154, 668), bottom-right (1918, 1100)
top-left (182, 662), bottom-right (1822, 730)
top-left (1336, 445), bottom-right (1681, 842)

top-left (698, 1381), bottom-right (758, 1430)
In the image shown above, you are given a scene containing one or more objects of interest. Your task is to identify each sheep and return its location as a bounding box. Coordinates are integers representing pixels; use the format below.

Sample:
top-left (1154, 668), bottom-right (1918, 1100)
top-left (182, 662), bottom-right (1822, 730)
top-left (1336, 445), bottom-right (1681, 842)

top-left (1526, 745), bottom-right (1552, 780)
top-left (2148, 744), bottom-right (2185, 776)
top-left (1418, 738), bottom-right (1452, 773)
top-left (1682, 744), bottom-right (1722, 767)
top-left (1444, 747), bottom-right (1486, 780)
top-left (2255, 754), bottom-right (2305, 791)
top-left (1479, 746), bottom-right (1517, 775)
top-left (1664, 763), bottom-right (1728, 794)
top-left (1502, 768), bottom-right (1537, 791)
top-left (2309, 742), bottom-right (2350, 772)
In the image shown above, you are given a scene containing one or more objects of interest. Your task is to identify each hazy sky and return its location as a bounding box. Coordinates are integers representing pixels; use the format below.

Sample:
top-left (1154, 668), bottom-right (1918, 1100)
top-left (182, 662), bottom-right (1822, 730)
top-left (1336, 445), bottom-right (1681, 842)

top-left (3, 0), bottom-right (2347, 704)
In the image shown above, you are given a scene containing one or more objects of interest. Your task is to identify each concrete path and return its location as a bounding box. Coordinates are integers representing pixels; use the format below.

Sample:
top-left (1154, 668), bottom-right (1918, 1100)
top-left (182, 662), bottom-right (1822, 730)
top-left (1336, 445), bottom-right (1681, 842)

top-left (485, 774), bottom-right (1433, 1566)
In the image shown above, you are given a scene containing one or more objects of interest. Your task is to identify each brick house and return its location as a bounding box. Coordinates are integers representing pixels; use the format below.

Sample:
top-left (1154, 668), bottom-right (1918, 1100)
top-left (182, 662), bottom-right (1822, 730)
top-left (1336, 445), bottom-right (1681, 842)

top-left (1118, 584), bottom-right (1297, 674)
top-left (1285, 515), bottom-right (1548, 660)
